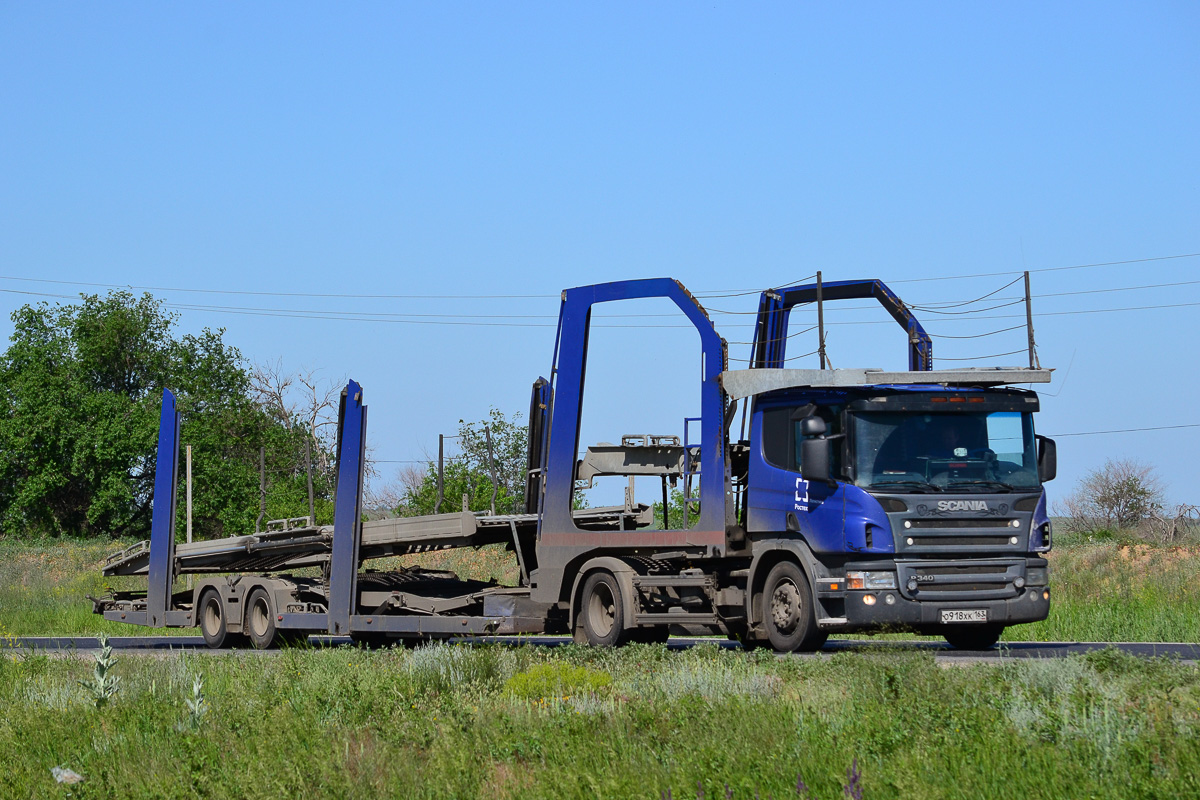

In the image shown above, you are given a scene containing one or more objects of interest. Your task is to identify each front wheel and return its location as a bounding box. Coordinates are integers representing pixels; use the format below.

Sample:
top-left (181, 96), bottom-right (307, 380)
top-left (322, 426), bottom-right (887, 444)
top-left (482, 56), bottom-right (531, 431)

top-left (943, 624), bottom-right (1004, 650)
top-left (760, 562), bottom-right (827, 653)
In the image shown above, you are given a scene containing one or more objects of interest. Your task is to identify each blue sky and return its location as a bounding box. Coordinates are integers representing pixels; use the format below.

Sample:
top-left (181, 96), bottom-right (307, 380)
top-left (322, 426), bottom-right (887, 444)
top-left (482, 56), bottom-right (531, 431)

top-left (1, 3), bottom-right (1197, 508)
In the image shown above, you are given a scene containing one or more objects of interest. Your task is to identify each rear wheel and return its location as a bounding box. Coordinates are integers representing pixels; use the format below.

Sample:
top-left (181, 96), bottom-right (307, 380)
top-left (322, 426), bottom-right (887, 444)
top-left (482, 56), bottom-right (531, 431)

top-left (761, 561), bottom-right (827, 653)
top-left (198, 590), bottom-right (230, 649)
top-left (578, 572), bottom-right (628, 647)
top-left (943, 624), bottom-right (1003, 650)
top-left (245, 588), bottom-right (279, 650)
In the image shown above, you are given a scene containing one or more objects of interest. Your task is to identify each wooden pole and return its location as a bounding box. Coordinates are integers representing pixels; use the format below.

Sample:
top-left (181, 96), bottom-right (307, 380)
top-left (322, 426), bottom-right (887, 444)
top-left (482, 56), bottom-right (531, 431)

top-left (1024, 271), bottom-right (1039, 368)
top-left (816, 270), bottom-right (827, 369)
top-left (186, 444), bottom-right (193, 590)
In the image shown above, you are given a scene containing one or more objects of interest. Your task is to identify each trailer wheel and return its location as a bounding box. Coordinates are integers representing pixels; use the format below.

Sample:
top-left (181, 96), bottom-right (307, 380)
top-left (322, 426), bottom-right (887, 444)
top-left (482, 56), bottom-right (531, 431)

top-left (942, 624), bottom-right (1003, 650)
top-left (578, 571), bottom-right (628, 647)
top-left (245, 588), bottom-right (280, 650)
top-left (198, 590), bottom-right (231, 649)
top-left (761, 561), bottom-right (827, 653)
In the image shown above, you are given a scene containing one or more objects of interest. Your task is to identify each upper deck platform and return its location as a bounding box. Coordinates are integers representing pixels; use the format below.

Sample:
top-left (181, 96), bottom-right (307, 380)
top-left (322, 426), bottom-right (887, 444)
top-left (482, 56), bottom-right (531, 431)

top-left (719, 367), bottom-right (1053, 400)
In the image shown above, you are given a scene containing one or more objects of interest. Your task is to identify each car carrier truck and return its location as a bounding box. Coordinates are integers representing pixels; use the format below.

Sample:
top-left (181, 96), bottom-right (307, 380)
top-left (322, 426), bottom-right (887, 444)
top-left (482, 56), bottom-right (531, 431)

top-left (93, 276), bottom-right (1057, 652)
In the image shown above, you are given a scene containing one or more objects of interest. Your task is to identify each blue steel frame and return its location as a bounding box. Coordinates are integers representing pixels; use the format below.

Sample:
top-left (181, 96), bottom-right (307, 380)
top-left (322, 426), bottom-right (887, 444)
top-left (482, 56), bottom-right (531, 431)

top-left (146, 388), bottom-right (180, 626)
top-left (752, 279), bottom-right (933, 371)
top-left (538, 279), bottom-right (730, 549)
top-left (328, 380), bottom-right (367, 635)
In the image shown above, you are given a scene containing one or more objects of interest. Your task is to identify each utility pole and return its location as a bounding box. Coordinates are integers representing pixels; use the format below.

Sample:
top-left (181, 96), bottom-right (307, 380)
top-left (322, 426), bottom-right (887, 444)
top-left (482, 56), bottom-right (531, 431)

top-left (816, 270), bottom-right (827, 369)
top-left (186, 444), bottom-right (193, 590)
top-left (305, 438), bottom-right (316, 526)
top-left (485, 425), bottom-right (498, 516)
top-left (1024, 271), bottom-right (1039, 369)
top-left (255, 446), bottom-right (265, 533)
top-left (435, 433), bottom-right (444, 515)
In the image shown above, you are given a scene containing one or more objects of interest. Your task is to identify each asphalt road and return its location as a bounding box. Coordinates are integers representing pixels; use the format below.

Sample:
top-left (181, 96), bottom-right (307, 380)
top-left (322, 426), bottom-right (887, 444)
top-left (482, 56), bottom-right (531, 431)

top-left (5, 636), bottom-right (1198, 662)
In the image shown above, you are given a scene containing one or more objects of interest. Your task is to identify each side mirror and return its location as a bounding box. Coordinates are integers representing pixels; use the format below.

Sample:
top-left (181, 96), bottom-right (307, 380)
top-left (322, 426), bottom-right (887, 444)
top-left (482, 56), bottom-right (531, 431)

top-left (799, 416), bottom-right (826, 437)
top-left (800, 438), bottom-right (832, 484)
top-left (1036, 435), bottom-right (1057, 483)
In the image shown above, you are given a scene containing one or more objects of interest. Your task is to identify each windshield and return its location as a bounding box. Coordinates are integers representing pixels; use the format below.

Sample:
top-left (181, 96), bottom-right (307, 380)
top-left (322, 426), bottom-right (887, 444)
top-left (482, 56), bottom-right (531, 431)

top-left (852, 410), bottom-right (1039, 492)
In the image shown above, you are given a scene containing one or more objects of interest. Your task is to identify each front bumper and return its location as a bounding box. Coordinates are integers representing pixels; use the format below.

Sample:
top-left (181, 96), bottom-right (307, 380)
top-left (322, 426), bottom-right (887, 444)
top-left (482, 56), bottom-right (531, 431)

top-left (819, 557), bottom-right (1050, 632)
top-left (840, 586), bottom-right (1050, 630)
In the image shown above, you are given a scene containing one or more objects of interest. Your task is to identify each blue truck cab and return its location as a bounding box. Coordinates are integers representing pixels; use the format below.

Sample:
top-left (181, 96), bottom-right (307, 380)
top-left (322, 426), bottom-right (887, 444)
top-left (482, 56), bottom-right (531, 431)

top-left (738, 379), bottom-right (1055, 650)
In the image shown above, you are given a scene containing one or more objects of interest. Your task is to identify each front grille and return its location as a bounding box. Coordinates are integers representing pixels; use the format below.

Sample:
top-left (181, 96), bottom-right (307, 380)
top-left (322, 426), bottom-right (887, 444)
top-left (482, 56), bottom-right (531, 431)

top-left (897, 560), bottom-right (1023, 601)
top-left (908, 518), bottom-right (1016, 529)
top-left (908, 536), bottom-right (1013, 547)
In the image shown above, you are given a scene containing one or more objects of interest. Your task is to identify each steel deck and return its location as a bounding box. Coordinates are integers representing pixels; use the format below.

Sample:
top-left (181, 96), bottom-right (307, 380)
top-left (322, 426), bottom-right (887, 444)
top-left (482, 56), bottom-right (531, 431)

top-left (102, 504), bottom-right (653, 576)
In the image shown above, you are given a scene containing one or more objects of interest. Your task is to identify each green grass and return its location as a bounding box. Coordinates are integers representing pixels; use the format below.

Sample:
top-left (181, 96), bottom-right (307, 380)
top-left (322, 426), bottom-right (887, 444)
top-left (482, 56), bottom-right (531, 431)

top-left (0, 539), bottom-right (198, 639)
top-left (1, 643), bottom-right (1198, 798)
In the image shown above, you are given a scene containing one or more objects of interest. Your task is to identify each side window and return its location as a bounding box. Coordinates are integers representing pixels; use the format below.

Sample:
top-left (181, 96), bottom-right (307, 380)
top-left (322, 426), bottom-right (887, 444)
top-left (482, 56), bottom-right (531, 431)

top-left (761, 405), bottom-right (792, 470)
top-left (761, 404), bottom-right (841, 475)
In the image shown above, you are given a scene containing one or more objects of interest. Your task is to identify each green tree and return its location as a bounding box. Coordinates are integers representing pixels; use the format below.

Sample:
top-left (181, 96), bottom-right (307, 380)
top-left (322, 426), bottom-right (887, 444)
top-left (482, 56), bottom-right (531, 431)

top-left (398, 409), bottom-right (529, 516)
top-left (651, 487), bottom-right (696, 530)
top-left (0, 292), bottom-right (332, 539)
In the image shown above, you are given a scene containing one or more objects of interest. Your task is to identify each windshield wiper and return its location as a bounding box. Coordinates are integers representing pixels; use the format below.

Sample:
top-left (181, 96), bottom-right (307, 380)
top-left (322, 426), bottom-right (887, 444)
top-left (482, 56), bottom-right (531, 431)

top-left (947, 479), bottom-right (1016, 492)
top-left (868, 480), bottom-right (942, 493)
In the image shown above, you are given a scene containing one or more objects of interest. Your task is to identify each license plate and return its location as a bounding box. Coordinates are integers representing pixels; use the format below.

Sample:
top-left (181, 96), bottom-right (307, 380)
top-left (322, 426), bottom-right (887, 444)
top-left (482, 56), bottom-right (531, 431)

top-left (940, 609), bottom-right (988, 624)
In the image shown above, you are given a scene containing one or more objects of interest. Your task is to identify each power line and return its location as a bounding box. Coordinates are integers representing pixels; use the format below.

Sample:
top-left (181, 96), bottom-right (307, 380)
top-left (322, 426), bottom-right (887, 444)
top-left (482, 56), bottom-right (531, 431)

top-left (1049, 423), bottom-right (1200, 437)
top-left (1, 251), bottom-right (1196, 304)
top-left (889, 251), bottom-right (1200, 284)
top-left (928, 324), bottom-right (1027, 340)
top-left (909, 276), bottom-right (1024, 310)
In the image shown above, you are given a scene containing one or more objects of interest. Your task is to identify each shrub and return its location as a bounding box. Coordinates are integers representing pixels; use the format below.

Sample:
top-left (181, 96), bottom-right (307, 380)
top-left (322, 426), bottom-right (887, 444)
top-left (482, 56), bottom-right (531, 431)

top-left (1057, 458), bottom-right (1165, 533)
top-left (504, 662), bottom-right (612, 700)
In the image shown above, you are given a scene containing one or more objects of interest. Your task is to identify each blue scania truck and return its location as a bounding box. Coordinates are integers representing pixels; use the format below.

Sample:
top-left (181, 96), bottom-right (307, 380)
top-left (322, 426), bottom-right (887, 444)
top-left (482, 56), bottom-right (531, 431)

top-left (96, 277), bottom-right (1056, 652)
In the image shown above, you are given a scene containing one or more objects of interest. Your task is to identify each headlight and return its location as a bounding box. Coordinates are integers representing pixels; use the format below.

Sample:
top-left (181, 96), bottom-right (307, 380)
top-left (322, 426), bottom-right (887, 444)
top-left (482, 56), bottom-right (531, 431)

top-left (1026, 566), bottom-right (1049, 586)
top-left (1032, 521), bottom-right (1052, 553)
top-left (846, 571), bottom-right (897, 590)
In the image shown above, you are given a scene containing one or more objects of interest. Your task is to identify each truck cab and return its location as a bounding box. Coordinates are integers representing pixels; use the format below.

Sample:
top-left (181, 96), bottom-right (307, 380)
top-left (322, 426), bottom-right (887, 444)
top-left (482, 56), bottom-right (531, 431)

top-left (738, 379), bottom-right (1055, 650)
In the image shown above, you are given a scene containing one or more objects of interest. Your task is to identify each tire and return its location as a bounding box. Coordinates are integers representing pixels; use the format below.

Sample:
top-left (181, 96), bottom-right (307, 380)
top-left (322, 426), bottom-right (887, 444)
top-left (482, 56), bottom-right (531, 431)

top-left (943, 624), bottom-right (1003, 650)
top-left (245, 588), bottom-right (279, 650)
top-left (578, 571), bottom-right (628, 648)
top-left (198, 590), bottom-right (230, 649)
top-left (760, 561), bottom-right (827, 653)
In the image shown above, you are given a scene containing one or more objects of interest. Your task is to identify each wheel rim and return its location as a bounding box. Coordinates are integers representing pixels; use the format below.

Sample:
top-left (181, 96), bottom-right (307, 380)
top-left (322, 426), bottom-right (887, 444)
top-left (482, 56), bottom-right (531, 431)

top-left (202, 597), bottom-right (222, 637)
top-left (586, 582), bottom-right (616, 637)
top-left (250, 596), bottom-right (270, 639)
top-left (770, 579), bottom-right (801, 634)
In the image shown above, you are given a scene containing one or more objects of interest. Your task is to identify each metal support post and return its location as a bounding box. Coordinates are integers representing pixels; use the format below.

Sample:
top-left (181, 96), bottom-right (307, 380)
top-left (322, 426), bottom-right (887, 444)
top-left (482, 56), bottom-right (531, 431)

top-left (146, 389), bottom-right (180, 627)
top-left (328, 381), bottom-right (367, 636)
top-left (661, 476), bottom-right (669, 530)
